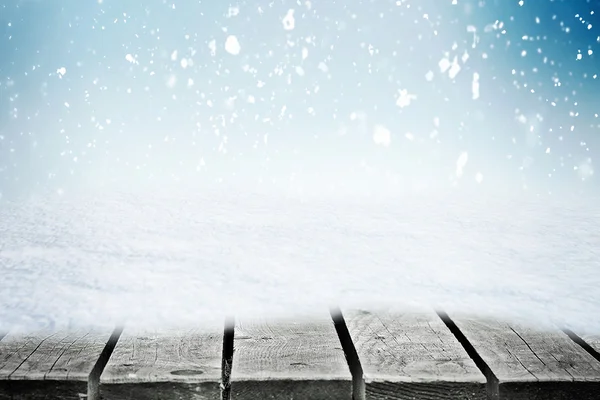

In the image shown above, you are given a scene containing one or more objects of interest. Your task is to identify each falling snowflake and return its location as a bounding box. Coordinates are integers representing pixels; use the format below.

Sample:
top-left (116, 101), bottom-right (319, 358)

top-left (373, 125), bottom-right (391, 147)
top-left (282, 9), bottom-right (295, 30)
top-left (456, 152), bottom-right (469, 177)
top-left (396, 89), bottom-right (416, 108)
top-left (472, 72), bottom-right (480, 99)
top-left (225, 35), bottom-right (241, 55)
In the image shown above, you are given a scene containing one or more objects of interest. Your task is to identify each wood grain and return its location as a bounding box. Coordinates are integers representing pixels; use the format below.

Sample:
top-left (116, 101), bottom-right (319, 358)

top-left (451, 316), bottom-right (600, 399)
top-left (231, 313), bottom-right (352, 400)
top-left (343, 309), bottom-right (487, 400)
top-left (0, 329), bottom-right (113, 400)
top-left (99, 327), bottom-right (222, 400)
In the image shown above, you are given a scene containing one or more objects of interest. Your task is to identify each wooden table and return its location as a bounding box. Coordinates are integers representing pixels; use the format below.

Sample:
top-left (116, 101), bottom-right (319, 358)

top-left (1, 308), bottom-right (599, 400)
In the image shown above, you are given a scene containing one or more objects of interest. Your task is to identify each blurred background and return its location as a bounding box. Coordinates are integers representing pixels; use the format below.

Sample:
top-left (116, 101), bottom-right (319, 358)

top-left (0, 0), bottom-right (598, 200)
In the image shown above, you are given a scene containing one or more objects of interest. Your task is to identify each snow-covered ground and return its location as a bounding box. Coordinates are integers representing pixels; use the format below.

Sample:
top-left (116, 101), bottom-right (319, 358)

top-left (1, 187), bottom-right (599, 335)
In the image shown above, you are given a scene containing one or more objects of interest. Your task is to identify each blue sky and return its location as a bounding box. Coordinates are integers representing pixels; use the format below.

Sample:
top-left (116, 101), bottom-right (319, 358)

top-left (0, 0), bottom-right (599, 199)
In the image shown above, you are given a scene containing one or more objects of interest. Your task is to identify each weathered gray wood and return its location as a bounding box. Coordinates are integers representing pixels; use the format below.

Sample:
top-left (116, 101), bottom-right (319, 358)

top-left (561, 329), bottom-right (600, 369)
top-left (232, 313), bottom-right (352, 400)
top-left (343, 309), bottom-right (487, 400)
top-left (580, 333), bottom-right (600, 359)
top-left (100, 326), bottom-right (222, 400)
top-left (451, 316), bottom-right (600, 399)
top-left (0, 329), bottom-right (113, 400)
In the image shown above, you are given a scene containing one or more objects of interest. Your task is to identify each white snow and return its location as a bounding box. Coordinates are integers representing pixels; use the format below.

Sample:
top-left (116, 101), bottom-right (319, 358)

top-left (1, 189), bottom-right (599, 334)
top-left (373, 125), bottom-right (391, 146)
top-left (439, 57), bottom-right (451, 73)
top-left (227, 6), bottom-right (240, 18)
top-left (472, 72), bottom-right (480, 99)
top-left (456, 152), bottom-right (469, 177)
top-left (208, 39), bottom-right (217, 56)
top-left (124, 54), bottom-right (137, 64)
top-left (225, 35), bottom-right (241, 55)
top-left (1, 0), bottom-right (599, 339)
top-left (448, 56), bottom-right (461, 79)
top-left (439, 56), bottom-right (461, 79)
top-left (282, 9), bottom-right (295, 31)
top-left (396, 89), bottom-right (416, 108)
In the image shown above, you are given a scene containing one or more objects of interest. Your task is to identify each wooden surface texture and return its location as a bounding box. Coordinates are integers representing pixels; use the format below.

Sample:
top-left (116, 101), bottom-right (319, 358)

top-left (344, 309), bottom-right (487, 400)
top-left (231, 313), bottom-right (352, 400)
top-left (0, 310), bottom-right (599, 400)
top-left (450, 315), bottom-right (600, 400)
top-left (0, 329), bottom-right (112, 400)
top-left (100, 327), bottom-right (223, 400)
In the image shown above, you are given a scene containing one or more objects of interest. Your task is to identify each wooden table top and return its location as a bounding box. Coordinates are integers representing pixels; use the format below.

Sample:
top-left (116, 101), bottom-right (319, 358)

top-left (1, 307), bottom-right (599, 400)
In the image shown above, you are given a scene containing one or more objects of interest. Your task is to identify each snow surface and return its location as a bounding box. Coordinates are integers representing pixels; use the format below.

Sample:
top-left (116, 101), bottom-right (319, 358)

top-left (1, 1), bottom-right (599, 336)
top-left (1, 187), bottom-right (599, 334)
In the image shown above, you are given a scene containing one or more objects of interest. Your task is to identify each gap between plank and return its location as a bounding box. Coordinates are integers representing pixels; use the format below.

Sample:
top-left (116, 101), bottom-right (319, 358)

top-left (221, 316), bottom-right (235, 400)
top-left (330, 306), bottom-right (366, 400)
top-left (562, 328), bottom-right (600, 364)
top-left (86, 324), bottom-right (124, 400)
top-left (436, 310), bottom-right (499, 400)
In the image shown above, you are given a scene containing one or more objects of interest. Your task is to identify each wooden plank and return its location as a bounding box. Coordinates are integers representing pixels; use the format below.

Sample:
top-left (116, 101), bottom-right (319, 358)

top-left (343, 309), bottom-right (487, 400)
top-left (100, 326), bottom-right (222, 400)
top-left (560, 329), bottom-right (600, 368)
top-left (451, 315), bottom-right (600, 399)
top-left (231, 312), bottom-right (352, 400)
top-left (578, 333), bottom-right (600, 361)
top-left (0, 328), bottom-right (113, 400)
